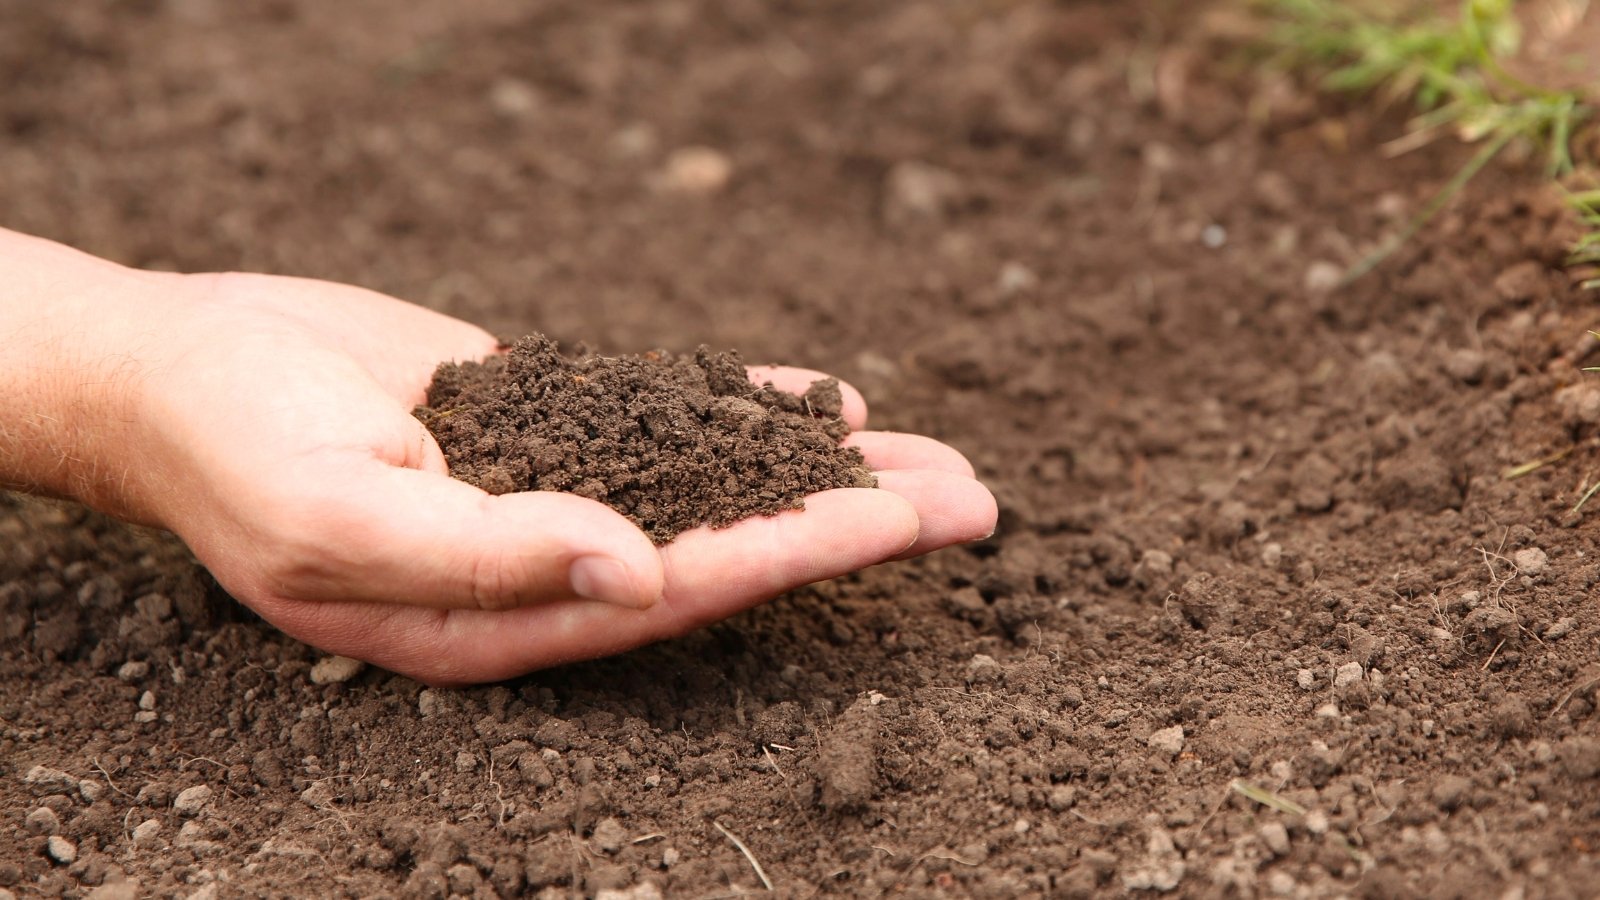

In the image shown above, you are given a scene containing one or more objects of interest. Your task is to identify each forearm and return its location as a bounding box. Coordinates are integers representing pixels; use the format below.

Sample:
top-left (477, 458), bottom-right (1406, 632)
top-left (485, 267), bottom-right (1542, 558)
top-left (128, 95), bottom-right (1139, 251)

top-left (0, 228), bottom-right (180, 522)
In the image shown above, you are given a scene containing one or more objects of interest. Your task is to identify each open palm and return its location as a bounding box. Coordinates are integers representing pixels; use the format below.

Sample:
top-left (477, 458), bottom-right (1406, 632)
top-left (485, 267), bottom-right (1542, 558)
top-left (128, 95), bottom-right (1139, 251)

top-left (133, 273), bottom-right (996, 684)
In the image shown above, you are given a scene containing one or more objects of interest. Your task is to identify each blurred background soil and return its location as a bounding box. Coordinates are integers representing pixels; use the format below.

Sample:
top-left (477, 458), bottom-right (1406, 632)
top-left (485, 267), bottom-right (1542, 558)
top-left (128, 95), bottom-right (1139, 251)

top-left (3, 1), bottom-right (1599, 896)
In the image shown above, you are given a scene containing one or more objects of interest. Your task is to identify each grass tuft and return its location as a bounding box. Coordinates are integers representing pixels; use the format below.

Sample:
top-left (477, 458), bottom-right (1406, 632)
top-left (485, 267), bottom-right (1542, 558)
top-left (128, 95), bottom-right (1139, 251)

top-left (1260, 0), bottom-right (1598, 286)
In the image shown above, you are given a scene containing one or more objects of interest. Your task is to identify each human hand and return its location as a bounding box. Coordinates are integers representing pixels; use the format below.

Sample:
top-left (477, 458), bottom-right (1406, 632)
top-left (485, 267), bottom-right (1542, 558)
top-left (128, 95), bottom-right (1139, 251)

top-left (3, 233), bottom-right (995, 684)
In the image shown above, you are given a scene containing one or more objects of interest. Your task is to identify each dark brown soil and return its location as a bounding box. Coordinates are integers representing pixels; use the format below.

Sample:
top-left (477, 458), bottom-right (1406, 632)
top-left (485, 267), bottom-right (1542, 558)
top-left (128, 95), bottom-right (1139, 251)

top-left (416, 334), bottom-right (872, 543)
top-left (4, 1), bottom-right (1600, 898)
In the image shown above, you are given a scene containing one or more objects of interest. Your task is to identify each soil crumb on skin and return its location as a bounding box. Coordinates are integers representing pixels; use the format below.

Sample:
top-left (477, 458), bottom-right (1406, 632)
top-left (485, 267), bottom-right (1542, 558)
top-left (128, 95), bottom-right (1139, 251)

top-left (414, 334), bottom-right (876, 543)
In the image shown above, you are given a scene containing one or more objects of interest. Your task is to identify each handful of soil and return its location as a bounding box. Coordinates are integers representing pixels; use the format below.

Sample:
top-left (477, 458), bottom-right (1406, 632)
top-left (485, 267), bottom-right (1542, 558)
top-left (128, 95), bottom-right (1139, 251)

top-left (414, 334), bottom-right (877, 543)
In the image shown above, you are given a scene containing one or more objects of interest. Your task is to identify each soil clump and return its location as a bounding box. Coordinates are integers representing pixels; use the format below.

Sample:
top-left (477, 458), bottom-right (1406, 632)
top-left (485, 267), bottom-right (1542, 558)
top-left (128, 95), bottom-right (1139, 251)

top-left (415, 334), bottom-right (873, 543)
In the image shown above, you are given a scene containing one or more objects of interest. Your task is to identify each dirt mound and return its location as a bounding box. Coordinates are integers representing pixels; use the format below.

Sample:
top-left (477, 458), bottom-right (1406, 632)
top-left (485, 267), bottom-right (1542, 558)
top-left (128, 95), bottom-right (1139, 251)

top-left (416, 334), bottom-right (872, 542)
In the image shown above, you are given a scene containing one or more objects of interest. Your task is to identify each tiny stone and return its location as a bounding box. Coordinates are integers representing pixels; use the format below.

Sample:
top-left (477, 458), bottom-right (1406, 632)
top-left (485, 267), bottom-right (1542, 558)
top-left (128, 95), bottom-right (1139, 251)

top-left (1012, 818), bottom-right (1031, 834)
top-left (116, 661), bottom-right (150, 682)
top-left (454, 751), bottom-right (479, 773)
top-left (173, 785), bottom-right (214, 817)
top-left (1512, 547), bottom-right (1548, 576)
top-left (45, 835), bottom-right (77, 865)
top-left (77, 780), bottom-right (104, 803)
top-left (24, 766), bottom-right (78, 793)
top-left (1333, 662), bottom-right (1364, 689)
top-left (134, 711), bottom-right (158, 724)
top-left (1304, 261), bottom-right (1343, 295)
top-left (25, 807), bottom-right (61, 836)
top-left (1444, 349), bottom-right (1486, 384)
top-left (487, 77), bottom-right (540, 119)
top-left (138, 691), bottom-right (156, 711)
top-left (1421, 719), bottom-right (1435, 737)
top-left (1201, 224), bottom-right (1227, 248)
top-left (997, 262), bottom-right (1038, 296)
top-left (657, 146), bottom-right (732, 195)
top-left (1296, 669), bottom-right (1315, 691)
top-left (309, 655), bottom-right (364, 685)
top-left (417, 689), bottom-right (445, 717)
top-left (965, 654), bottom-right (1003, 686)
top-left (883, 160), bottom-right (963, 225)
top-left (1314, 703), bottom-right (1341, 720)
top-left (592, 817), bottom-right (627, 854)
top-left (1146, 726), bottom-right (1185, 756)
top-left (1267, 871), bottom-right (1296, 896)
top-left (1261, 542), bottom-right (1284, 567)
top-left (1259, 821), bottom-right (1291, 856)
top-left (132, 818), bottom-right (162, 847)
top-left (1545, 617), bottom-right (1575, 640)
top-left (661, 847), bottom-right (681, 868)
top-left (1303, 809), bottom-right (1329, 835)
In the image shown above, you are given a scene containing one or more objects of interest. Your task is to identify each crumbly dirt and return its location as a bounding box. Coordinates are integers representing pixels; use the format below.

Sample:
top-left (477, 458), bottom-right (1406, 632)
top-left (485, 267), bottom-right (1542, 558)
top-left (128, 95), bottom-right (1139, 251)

top-left (415, 334), bottom-right (872, 543)
top-left (4, 1), bottom-right (1600, 898)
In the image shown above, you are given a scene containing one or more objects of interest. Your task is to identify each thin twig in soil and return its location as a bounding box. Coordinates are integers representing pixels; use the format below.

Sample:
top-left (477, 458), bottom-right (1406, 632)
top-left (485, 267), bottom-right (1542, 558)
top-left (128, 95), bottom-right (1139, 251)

top-left (1231, 780), bottom-right (1309, 817)
top-left (93, 758), bottom-right (133, 799)
top-left (1503, 446), bottom-right (1575, 480)
top-left (917, 850), bottom-right (983, 867)
top-left (1551, 672), bottom-right (1600, 716)
top-left (762, 744), bottom-right (824, 846)
top-left (1481, 637), bottom-right (1508, 671)
top-left (713, 821), bottom-right (775, 892)
top-left (485, 755), bottom-right (509, 827)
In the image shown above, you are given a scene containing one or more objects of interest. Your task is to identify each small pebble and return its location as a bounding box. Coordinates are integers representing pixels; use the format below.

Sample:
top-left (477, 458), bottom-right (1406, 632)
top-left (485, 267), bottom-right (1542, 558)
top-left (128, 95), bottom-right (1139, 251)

top-left (116, 660), bottom-right (150, 682)
top-left (1303, 809), bottom-right (1329, 835)
top-left (657, 146), bottom-right (732, 195)
top-left (173, 785), bottom-right (214, 817)
top-left (25, 807), bottom-right (61, 836)
top-left (1314, 703), bottom-right (1341, 720)
top-left (592, 817), bottom-right (627, 854)
top-left (1201, 224), bottom-right (1227, 249)
top-left (45, 835), bottom-right (77, 865)
top-left (78, 780), bottom-right (104, 803)
top-left (1304, 261), bottom-right (1343, 294)
top-left (996, 261), bottom-right (1038, 296)
top-left (309, 655), bottom-right (364, 685)
top-left (454, 751), bottom-right (479, 773)
top-left (1512, 547), bottom-right (1548, 576)
top-left (132, 818), bottom-right (162, 848)
top-left (133, 711), bottom-right (158, 724)
top-left (1545, 617), bottom-right (1575, 640)
top-left (1333, 662), bottom-right (1364, 689)
top-left (487, 77), bottom-right (540, 119)
top-left (1146, 726), bottom-right (1185, 756)
top-left (1296, 669), bottom-right (1315, 691)
top-left (1259, 821), bottom-right (1291, 856)
top-left (138, 691), bottom-right (156, 711)
top-left (417, 689), bottom-right (446, 717)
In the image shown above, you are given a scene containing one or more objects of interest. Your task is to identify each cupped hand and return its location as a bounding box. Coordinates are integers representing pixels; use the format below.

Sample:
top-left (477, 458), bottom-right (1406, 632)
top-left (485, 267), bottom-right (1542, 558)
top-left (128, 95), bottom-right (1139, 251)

top-left (128, 272), bottom-right (995, 684)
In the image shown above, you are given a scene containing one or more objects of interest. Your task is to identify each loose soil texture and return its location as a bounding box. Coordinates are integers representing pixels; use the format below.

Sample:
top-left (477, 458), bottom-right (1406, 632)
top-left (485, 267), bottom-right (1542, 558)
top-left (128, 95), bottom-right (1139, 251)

top-left (415, 334), bottom-right (871, 543)
top-left (4, 1), bottom-right (1600, 898)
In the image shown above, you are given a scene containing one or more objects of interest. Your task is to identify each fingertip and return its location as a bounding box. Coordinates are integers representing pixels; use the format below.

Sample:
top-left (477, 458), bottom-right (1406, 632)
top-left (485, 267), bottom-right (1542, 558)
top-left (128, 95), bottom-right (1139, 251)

top-left (505, 491), bottom-right (665, 608)
top-left (846, 432), bottom-right (977, 478)
top-left (870, 470), bottom-right (998, 559)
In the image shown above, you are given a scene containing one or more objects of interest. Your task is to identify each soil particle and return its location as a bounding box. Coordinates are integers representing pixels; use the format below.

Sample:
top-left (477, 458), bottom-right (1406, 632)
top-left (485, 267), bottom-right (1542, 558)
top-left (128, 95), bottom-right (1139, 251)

top-left (814, 696), bottom-right (881, 812)
top-left (172, 785), bottom-right (213, 817)
top-left (43, 836), bottom-right (76, 866)
top-left (416, 335), bottom-right (874, 543)
top-left (309, 655), bottom-right (364, 685)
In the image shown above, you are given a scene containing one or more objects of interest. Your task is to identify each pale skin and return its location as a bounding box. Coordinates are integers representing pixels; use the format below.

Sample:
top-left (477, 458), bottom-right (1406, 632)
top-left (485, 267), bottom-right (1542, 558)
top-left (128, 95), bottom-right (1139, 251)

top-left (1, 227), bottom-right (998, 685)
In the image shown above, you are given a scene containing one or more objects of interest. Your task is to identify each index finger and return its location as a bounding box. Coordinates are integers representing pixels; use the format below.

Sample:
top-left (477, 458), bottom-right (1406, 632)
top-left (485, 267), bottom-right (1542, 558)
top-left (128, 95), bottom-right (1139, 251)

top-left (745, 365), bottom-right (868, 431)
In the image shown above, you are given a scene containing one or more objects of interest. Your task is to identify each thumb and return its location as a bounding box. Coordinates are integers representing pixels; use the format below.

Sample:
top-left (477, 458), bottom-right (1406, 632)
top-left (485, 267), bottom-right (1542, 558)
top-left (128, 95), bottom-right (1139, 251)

top-left (253, 460), bottom-right (665, 612)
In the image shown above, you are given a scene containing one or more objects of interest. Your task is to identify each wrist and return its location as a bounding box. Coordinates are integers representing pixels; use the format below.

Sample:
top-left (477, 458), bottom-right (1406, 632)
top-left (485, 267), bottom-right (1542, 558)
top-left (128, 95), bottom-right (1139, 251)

top-left (0, 230), bottom-right (186, 524)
